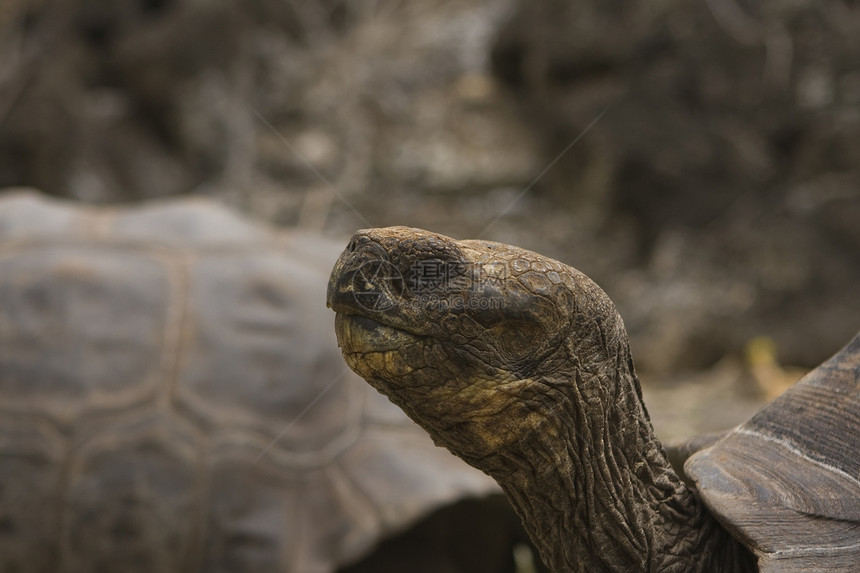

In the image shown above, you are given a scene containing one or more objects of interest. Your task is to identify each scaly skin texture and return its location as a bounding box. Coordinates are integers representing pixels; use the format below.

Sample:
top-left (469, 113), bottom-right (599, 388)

top-left (327, 227), bottom-right (758, 573)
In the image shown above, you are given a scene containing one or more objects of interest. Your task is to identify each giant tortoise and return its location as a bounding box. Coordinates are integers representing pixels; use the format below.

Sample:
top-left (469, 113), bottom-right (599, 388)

top-left (328, 226), bottom-right (860, 573)
top-left (0, 191), bottom-right (536, 573)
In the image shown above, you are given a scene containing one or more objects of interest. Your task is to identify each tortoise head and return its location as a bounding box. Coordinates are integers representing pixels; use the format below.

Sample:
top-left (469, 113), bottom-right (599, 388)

top-left (328, 227), bottom-right (762, 573)
top-left (327, 226), bottom-right (628, 463)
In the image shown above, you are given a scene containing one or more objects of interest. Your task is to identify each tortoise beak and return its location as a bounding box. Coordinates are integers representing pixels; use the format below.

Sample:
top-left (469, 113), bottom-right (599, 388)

top-left (326, 255), bottom-right (352, 312)
top-left (326, 230), bottom-right (399, 315)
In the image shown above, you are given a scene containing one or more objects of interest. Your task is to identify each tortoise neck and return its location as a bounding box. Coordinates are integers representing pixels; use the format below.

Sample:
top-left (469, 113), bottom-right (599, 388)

top-left (484, 344), bottom-right (756, 572)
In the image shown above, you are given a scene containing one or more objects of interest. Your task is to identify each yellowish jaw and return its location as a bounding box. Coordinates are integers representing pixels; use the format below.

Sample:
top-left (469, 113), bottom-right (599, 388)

top-left (334, 313), bottom-right (422, 378)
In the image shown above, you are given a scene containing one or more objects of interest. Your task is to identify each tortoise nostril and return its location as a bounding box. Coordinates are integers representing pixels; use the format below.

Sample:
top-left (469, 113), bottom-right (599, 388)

top-left (389, 272), bottom-right (405, 297)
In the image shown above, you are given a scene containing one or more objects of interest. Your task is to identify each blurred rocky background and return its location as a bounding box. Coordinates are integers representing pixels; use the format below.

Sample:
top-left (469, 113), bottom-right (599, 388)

top-left (2, 0), bottom-right (859, 437)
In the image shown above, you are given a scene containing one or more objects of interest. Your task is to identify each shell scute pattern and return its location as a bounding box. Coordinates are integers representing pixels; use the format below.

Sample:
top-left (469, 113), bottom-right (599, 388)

top-left (0, 246), bottom-right (170, 424)
top-left (0, 190), bottom-right (498, 573)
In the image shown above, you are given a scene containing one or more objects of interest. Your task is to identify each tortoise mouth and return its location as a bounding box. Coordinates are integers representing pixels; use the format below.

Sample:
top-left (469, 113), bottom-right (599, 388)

top-left (334, 312), bottom-right (422, 354)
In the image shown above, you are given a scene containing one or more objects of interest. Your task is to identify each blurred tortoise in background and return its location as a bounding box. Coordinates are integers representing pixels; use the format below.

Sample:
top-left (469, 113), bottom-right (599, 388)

top-left (327, 226), bottom-right (860, 573)
top-left (0, 191), bottom-right (538, 573)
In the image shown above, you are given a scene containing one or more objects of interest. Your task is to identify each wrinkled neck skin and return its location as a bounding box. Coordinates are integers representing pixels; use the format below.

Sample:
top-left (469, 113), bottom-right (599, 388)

top-left (468, 326), bottom-right (757, 573)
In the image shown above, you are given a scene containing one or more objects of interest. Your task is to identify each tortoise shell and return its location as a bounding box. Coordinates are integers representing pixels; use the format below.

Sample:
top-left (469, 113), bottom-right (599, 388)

top-left (0, 190), bottom-right (498, 573)
top-left (688, 332), bottom-right (860, 571)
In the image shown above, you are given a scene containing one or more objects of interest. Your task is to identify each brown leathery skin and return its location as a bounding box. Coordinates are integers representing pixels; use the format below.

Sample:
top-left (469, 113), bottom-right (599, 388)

top-left (328, 226), bottom-right (757, 573)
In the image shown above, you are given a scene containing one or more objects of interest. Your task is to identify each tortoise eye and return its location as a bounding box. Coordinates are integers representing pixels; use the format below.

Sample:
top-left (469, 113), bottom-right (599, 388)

top-left (490, 320), bottom-right (545, 363)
